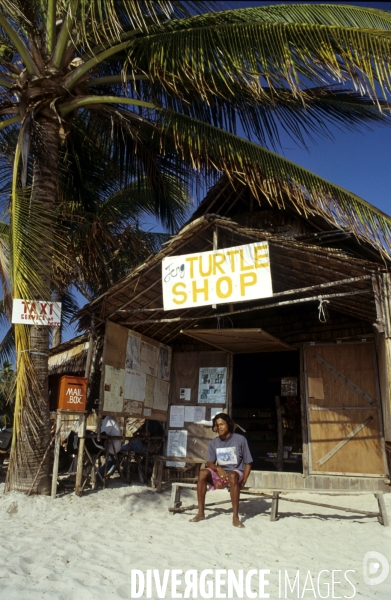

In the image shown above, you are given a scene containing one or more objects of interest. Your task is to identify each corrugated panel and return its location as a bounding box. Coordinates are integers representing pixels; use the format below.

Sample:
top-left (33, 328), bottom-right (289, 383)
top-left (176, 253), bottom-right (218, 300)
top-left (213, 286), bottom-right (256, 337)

top-left (180, 328), bottom-right (295, 353)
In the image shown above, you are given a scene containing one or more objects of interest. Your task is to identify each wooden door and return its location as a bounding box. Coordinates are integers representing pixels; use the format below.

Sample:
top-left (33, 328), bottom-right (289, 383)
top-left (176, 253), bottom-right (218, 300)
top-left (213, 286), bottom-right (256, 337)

top-left (305, 343), bottom-right (387, 476)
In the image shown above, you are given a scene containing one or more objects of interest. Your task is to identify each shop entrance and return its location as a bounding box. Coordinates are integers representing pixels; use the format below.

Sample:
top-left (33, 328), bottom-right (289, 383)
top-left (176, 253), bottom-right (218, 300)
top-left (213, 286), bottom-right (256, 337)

top-left (232, 350), bottom-right (302, 471)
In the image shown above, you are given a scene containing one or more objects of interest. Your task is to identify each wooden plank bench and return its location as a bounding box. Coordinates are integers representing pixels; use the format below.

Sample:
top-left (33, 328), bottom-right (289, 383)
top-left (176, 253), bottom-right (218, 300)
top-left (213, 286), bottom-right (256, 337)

top-left (151, 456), bottom-right (204, 493)
top-left (168, 482), bottom-right (390, 526)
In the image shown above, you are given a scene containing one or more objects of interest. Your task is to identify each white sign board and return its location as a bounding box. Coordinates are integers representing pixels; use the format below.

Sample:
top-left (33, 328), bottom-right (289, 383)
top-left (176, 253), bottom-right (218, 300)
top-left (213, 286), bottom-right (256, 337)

top-left (12, 299), bottom-right (61, 326)
top-left (162, 241), bottom-right (272, 310)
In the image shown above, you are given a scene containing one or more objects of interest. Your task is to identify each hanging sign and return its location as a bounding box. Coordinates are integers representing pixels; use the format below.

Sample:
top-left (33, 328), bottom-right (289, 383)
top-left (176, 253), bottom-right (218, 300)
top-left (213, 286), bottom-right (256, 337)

top-left (12, 299), bottom-right (62, 326)
top-left (162, 241), bottom-right (272, 310)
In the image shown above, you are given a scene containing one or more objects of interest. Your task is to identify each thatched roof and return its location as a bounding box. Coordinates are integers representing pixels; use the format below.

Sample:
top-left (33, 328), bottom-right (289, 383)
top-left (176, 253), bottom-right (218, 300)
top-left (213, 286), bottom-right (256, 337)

top-left (189, 177), bottom-right (391, 264)
top-left (80, 215), bottom-right (384, 345)
top-left (48, 334), bottom-right (89, 376)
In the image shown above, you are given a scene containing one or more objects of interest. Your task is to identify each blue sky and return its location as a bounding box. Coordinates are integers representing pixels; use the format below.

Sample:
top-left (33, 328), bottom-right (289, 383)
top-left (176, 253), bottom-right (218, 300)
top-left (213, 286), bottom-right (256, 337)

top-left (224, 1), bottom-right (391, 217)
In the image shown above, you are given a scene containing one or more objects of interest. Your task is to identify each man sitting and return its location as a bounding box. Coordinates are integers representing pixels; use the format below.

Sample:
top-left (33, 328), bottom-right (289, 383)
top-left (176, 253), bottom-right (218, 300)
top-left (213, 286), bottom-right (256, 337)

top-left (190, 413), bottom-right (252, 528)
top-left (121, 419), bottom-right (165, 455)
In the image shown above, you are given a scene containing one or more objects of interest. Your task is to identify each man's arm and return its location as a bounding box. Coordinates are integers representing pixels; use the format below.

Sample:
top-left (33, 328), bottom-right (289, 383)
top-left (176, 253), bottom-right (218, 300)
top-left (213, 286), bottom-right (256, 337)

top-left (239, 463), bottom-right (252, 489)
top-left (206, 461), bottom-right (229, 481)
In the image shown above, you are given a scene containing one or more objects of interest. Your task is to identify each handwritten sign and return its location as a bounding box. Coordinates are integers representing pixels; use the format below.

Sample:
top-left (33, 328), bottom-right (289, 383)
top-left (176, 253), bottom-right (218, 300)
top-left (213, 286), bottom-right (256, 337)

top-left (12, 299), bottom-right (61, 326)
top-left (162, 242), bottom-right (272, 310)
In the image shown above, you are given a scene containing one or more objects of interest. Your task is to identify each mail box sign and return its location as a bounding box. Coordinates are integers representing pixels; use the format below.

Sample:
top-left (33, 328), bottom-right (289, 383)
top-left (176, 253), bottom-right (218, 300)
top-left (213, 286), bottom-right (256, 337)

top-left (57, 376), bottom-right (88, 411)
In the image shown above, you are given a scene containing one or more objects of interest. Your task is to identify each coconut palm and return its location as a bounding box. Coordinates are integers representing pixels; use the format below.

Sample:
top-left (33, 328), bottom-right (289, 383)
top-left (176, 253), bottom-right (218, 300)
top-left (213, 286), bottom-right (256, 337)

top-left (2, 1), bottom-right (391, 493)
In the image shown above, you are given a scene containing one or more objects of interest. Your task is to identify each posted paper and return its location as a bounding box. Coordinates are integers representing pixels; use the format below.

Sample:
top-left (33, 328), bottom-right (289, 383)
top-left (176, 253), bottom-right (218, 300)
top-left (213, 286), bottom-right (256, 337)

top-left (198, 367), bottom-right (227, 404)
top-left (167, 429), bottom-right (187, 458)
top-left (170, 405), bottom-right (185, 428)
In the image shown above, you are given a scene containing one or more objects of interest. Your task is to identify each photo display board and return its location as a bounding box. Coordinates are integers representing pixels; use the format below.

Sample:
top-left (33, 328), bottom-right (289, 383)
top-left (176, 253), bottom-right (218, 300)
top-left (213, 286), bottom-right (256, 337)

top-left (167, 351), bottom-right (231, 462)
top-left (101, 321), bottom-right (171, 420)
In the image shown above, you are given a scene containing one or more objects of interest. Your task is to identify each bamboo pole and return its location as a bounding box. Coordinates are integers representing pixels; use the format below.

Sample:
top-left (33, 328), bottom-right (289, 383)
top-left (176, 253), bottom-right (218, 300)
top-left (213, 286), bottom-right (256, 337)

top-left (300, 344), bottom-right (309, 476)
top-left (275, 396), bottom-right (284, 472)
top-left (51, 411), bottom-right (62, 499)
top-left (75, 412), bottom-right (87, 496)
top-left (120, 289), bottom-right (372, 327)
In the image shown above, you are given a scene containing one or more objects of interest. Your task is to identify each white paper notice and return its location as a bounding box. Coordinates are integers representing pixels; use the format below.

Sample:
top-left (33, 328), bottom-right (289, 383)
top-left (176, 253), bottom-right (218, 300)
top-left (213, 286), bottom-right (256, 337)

top-left (180, 388), bottom-right (191, 401)
top-left (167, 429), bottom-right (187, 458)
top-left (211, 407), bottom-right (223, 419)
top-left (103, 365), bottom-right (125, 412)
top-left (125, 331), bottom-right (141, 371)
top-left (198, 367), bottom-right (227, 404)
top-left (143, 408), bottom-right (152, 417)
top-left (141, 341), bottom-right (159, 376)
top-left (184, 406), bottom-right (195, 422)
top-left (170, 405), bottom-right (185, 428)
top-left (153, 379), bottom-right (169, 411)
top-left (194, 406), bottom-right (206, 423)
top-left (124, 368), bottom-right (146, 402)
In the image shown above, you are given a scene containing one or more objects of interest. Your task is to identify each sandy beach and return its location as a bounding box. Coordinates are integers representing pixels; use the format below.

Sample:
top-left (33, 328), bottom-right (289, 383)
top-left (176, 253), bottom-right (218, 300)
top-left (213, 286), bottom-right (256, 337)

top-left (0, 479), bottom-right (390, 600)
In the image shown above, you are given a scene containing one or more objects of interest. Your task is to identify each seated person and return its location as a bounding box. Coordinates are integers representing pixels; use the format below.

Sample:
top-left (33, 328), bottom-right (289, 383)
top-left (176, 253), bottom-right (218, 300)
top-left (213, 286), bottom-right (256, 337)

top-left (190, 412), bottom-right (252, 528)
top-left (97, 415), bottom-right (122, 478)
top-left (121, 419), bottom-right (165, 455)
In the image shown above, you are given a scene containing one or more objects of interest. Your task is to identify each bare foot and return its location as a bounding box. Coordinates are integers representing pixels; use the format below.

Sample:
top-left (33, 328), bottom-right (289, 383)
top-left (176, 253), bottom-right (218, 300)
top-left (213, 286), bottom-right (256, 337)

top-left (190, 514), bottom-right (206, 522)
top-left (233, 516), bottom-right (245, 528)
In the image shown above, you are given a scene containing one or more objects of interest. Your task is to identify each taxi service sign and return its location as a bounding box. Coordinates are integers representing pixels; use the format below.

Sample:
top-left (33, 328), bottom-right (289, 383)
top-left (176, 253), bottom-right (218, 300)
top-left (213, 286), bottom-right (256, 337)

top-left (12, 299), bottom-right (62, 326)
top-left (162, 241), bottom-right (272, 310)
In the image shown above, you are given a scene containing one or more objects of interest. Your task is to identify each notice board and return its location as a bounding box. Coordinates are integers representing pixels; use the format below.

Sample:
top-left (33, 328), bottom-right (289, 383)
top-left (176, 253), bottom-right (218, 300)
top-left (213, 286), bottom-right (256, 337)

top-left (101, 321), bottom-right (171, 420)
top-left (166, 351), bottom-right (232, 461)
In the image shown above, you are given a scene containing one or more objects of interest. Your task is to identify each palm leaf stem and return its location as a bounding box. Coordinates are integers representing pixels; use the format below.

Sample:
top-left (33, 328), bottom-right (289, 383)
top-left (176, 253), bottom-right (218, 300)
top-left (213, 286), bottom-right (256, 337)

top-left (0, 78), bottom-right (12, 88)
top-left (0, 116), bottom-right (21, 130)
top-left (86, 74), bottom-right (148, 87)
top-left (64, 38), bottom-right (136, 90)
top-left (46, 0), bottom-right (57, 55)
top-left (51, 0), bottom-right (79, 69)
top-left (0, 12), bottom-right (39, 76)
top-left (60, 95), bottom-right (155, 116)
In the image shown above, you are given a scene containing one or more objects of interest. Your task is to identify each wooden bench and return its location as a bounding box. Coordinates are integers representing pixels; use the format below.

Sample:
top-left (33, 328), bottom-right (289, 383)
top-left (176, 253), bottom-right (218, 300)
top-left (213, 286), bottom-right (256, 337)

top-left (168, 482), bottom-right (390, 526)
top-left (151, 456), bottom-right (204, 493)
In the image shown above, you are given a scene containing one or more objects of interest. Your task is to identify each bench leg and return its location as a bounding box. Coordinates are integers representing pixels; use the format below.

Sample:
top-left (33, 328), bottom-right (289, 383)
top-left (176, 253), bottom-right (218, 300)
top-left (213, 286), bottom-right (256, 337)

top-left (375, 493), bottom-right (390, 527)
top-left (169, 484), bottom-right (183, 512)
top-left (270, 492), bottom-right (280, 522)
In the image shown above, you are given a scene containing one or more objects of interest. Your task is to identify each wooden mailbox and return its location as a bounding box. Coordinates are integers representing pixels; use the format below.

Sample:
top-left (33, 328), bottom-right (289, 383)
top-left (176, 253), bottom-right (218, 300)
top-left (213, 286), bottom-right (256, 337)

top-left (57, 375), bottom-right (88, 411)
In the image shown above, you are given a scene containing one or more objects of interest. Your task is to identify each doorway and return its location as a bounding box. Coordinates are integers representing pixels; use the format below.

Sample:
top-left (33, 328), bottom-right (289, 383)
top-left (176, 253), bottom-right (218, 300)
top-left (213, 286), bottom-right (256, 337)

top-left (232, 350), bottom-right (302, 471)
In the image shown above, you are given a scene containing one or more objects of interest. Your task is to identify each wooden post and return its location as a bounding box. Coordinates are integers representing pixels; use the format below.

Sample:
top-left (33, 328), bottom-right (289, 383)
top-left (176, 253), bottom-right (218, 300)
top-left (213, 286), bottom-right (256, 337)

top-left (375, 493), bottom-right (390, 527)
top-left (300, 344), bottom-right (310, 476)
top-left (212, 227), bottom-right (218, 309)
top-left (275, 396), bottom-right (284, 471)
top-left (270, 492), bottom-right (280, 521)
top-left (84, 314), bottom-right (95, 379)
top-left (51, 411), bottom-right (62, 499)
top-left (227, 353), bottom-right (234, 417)
top-left (75, 412), bottom-right (87, 496)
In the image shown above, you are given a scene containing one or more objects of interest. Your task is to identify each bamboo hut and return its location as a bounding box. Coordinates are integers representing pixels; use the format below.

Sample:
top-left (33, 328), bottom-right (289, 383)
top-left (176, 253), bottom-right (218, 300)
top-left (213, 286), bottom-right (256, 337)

top-left (78, 180), bottom-right (391, 516)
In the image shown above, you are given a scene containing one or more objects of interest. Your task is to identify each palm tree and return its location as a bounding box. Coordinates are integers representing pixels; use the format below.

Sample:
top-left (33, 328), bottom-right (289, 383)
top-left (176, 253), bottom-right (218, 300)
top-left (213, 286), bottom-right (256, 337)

top-left (2, 1), bottom-right (391, 493)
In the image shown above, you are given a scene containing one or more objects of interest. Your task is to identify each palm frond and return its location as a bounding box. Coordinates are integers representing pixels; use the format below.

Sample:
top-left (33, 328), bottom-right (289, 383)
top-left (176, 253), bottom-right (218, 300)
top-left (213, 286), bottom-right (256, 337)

top-left (159, 108), bottom-right (391, 258)
top-left (129, 5), bottom-right (391, 108)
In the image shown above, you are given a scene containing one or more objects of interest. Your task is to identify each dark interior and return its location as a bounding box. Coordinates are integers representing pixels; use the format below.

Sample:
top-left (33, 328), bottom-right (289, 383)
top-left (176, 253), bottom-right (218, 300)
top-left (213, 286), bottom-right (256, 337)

top-left (232, 350), bottom-right (302, 472)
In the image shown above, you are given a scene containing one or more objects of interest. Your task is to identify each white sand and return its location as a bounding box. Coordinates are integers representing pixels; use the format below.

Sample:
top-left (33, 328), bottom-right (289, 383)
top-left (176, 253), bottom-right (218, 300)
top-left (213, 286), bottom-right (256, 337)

top-left (0, 479), bottom-right (390, 599)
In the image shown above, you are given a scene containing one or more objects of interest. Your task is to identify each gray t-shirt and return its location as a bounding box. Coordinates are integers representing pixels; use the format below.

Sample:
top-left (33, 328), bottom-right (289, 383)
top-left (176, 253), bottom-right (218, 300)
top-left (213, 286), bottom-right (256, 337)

top-left (207, 432), bottom-right (253, 472)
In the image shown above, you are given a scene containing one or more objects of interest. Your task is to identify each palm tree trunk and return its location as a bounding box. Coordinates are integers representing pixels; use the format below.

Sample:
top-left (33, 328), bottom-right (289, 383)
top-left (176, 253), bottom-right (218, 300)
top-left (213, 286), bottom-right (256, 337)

top-left (7, 117), bottom-right (59, 494)
top-left (52, 288), bottom-right (62, 348)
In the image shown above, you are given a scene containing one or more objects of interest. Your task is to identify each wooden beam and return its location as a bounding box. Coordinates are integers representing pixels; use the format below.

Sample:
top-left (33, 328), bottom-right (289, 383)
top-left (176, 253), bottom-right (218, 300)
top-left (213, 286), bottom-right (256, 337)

top-left (316, 416), bottom-right (373, 467)
top-left (313, 354), bottom-right (376, 405)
